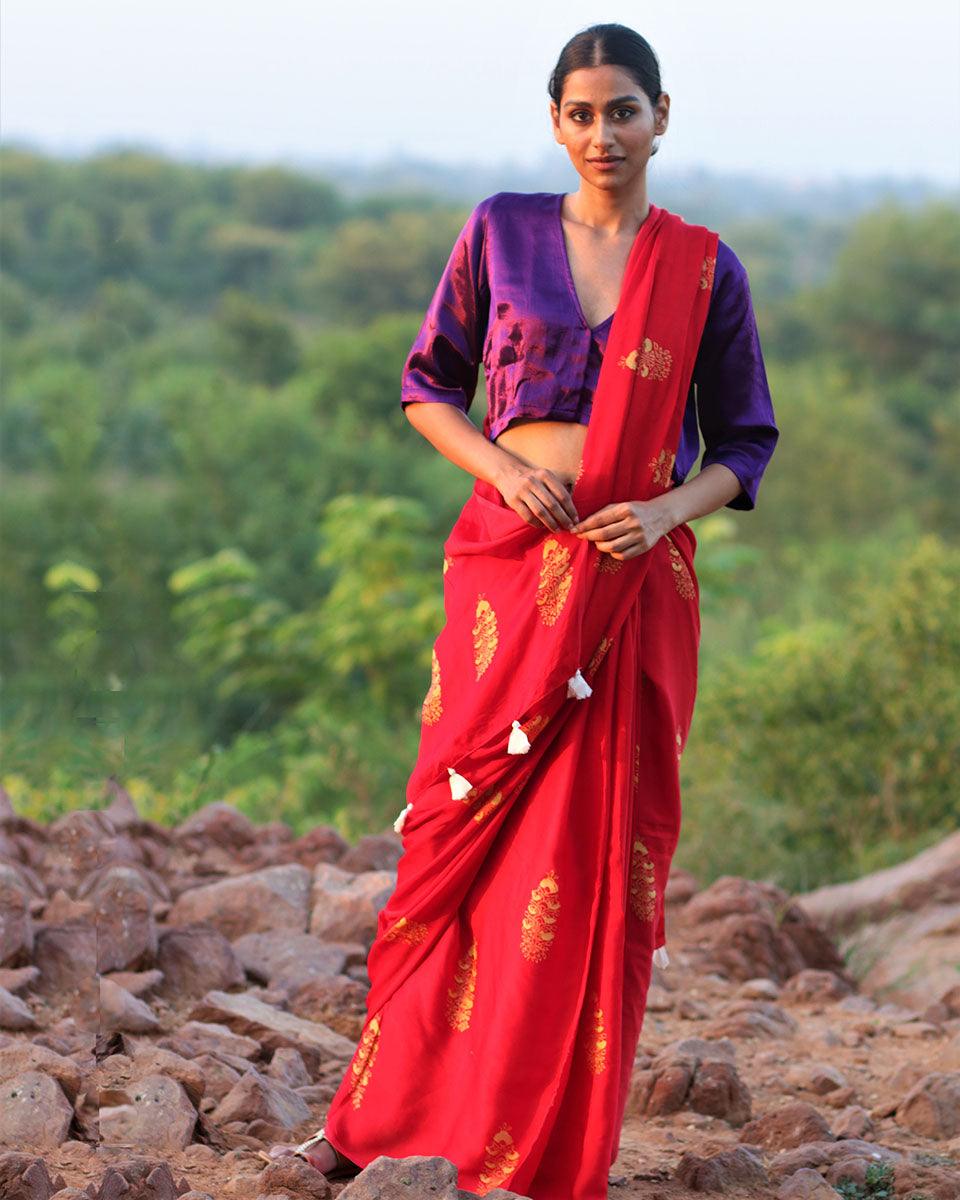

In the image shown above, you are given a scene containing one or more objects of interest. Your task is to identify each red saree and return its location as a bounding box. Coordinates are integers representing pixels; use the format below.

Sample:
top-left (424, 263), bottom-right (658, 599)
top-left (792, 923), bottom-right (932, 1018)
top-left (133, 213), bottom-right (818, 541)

top-left (322, 205), bottom-right (719, 1199)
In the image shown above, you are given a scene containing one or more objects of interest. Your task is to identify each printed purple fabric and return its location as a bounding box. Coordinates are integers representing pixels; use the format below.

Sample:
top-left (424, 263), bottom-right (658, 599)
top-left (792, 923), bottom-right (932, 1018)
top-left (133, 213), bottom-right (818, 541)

top-left (401, 191), bottom-right (779, 510)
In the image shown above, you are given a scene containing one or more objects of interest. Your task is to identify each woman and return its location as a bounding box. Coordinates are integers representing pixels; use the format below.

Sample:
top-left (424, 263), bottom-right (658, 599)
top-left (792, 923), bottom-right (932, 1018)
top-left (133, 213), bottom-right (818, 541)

top-left (267, 22), bottom-right (778, 1200)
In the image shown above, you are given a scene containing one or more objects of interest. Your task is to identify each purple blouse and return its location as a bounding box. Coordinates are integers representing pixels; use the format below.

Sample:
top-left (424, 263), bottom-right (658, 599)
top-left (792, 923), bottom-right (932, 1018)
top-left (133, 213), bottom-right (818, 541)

top-left (401, 191), bottom-right (779, 510)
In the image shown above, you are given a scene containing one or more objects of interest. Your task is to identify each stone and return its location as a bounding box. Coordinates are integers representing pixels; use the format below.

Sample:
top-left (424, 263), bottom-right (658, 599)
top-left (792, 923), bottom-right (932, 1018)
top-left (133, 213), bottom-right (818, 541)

top-left (156, 926), bottom-right (245, 996)
top-left (99, 977), bottom-right (160, 1034)
top-left (168, 865), bottom-right (311, 940)
top-left (337, 833), bottom-right (403, 873)
top-left (895, 1070), bottom-right (960, 1138)
top-left (0, 864), bottom-right (33, 967)
top-left (686, 1059), bottom-right (753, 1125)
top-left (211, 1068), bottom-right (311, 1129)
top-left (310, 864), bottom-right (396, 945)
top-left (0, 1072), bottom-right (74, 1149)
top-left (0, 1042), bottom-right (82, 1102)
top-left (231, 930), bottom-right (352, 988)
top-left (90, 866), bottom-right (158, 973)
top-left (0, 985), bottom-right (37, 1030)
top-left (776, 1167), bottom-right (840, 1198)
top-left (175, 801), bottom-right (257, 851)
top-left (738, 1100), bottom-right (833, 1150)
top-left (674, 1144), bottom-right (768, 1191)
top-left (99, 1074), bottom-right (197, 1150)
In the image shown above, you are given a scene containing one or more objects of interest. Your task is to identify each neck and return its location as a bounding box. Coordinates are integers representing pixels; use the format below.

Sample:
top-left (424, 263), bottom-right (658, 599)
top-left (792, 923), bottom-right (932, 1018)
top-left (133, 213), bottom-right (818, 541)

top-left (564, 180), bottom-right (651, 237)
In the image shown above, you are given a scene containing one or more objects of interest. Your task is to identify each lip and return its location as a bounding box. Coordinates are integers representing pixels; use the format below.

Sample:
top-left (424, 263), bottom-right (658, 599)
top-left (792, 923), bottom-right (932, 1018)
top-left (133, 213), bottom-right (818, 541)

top-left (588, 156), bottom-right (624, 168)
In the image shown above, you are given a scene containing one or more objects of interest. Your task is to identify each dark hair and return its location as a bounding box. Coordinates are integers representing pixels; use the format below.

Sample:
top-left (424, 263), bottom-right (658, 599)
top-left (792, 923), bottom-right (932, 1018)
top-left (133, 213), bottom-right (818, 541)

top-left (548, 23), bottom-right (663, 153)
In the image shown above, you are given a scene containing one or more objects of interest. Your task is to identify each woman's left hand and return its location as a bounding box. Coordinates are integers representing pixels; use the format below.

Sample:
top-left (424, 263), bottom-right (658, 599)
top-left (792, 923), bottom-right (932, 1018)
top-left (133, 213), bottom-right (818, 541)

top-left (569, 499), bottom-right (673, 559)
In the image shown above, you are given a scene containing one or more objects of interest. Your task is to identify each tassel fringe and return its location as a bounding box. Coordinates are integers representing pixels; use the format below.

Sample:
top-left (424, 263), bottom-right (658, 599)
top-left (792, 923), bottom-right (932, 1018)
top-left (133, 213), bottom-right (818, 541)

top-left (447, 766), bottom-right (474, 799)
top-left (652, 944), bottom-right (670, 969)
top-left (507, 719), bottom-right (531, 754)
top-left (393, 802), bottom-right (413, 834)
top-left (566, 668), bottom-right (593, 699)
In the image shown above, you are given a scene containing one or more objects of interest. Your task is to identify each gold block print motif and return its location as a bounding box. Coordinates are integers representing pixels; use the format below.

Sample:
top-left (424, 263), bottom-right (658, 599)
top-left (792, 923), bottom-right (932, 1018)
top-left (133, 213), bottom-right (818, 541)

top-left (700, 255), bottom-right (717, 291)
top-left (347, 1010), bottom-right (382, 1109)
top-left (477, 1122), bottom-right (521, 1194)
top-left (617, 336), bottom-right (673, 381)
top-left (445, 937), bottom-right (478, 1032)
top-left (421, 647), bottom-right (442, 725)
top-left (520, 869), bottom-right (560, 963)
top-left (595, 548), bottom-right (624, 573)
top-left (629, 840), bottom-right (657, 923)
top-left (586, 636), bottom-right (612, 678)
top-left (383, 915), bottom-right (429, 945)
top-left (472, 594), bottom-right (499, 679)
top-left (521, 713), bottom-right (550, 741)
top-left (459, 784), bottom-right (506, 824)
top-left (633, 741), bottom-right (641, 788)
top-left (666, 538), bottom-right (696, 599)
top-left (536, 538), bottom-right (573, 626)
top-left (582, 988), bottom-right (608, 1075)
top-left (649, 448), bottom-right (676, 489)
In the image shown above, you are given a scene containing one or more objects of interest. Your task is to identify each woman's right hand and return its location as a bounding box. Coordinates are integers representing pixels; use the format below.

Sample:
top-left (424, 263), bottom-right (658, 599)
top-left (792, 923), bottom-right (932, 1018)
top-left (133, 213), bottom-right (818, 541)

top-left (494, 461), bottom-right (579, 532)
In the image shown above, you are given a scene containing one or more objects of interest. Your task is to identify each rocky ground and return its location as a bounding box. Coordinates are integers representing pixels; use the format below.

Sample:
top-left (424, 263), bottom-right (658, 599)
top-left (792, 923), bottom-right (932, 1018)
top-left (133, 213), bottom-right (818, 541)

top-left (1, 780), bottom-right (958, 1200)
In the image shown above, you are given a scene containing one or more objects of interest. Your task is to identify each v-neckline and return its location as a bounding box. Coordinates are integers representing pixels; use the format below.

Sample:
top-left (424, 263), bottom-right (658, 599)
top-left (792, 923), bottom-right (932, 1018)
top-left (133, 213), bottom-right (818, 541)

top-left (552, 191), bottom-right (650, 335)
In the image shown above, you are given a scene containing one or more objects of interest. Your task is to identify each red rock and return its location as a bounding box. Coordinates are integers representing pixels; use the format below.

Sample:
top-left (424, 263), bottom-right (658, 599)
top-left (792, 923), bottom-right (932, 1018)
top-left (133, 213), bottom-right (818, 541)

top-left (211, 1068), bottom-right (311, 1129)
top-left (100, 1074), bottom-right (198, 1150)
top-left (780, 968), bottom-right (854, 1005)
top-left (90, 866), bottom-right (158, 973)
top-left (168, 865), bottom-right (311, 940)
top-left (738, 1100), bottom-right (833, 1150)
top-left (0, 1042), bottom-right (83, 1102)
top-left (156, 926), bottom-right (245, 997)
top-left (0, 1071), bottom-right (73, 1150)
top-left (175, 802), bottom-right (257, 851)
top-left (674, 1144), bottom-right (768, 1191)
top-left (686, 1059), bottom-right (753, 1125)
top-left (309, 864), bottom-right (396, 945)
top-left (895, 1071), bottom-right (960, 1138)
top-left (337, 833), bottom-right (403, 873)
top-left (0, 864), bottom-right (33, 967)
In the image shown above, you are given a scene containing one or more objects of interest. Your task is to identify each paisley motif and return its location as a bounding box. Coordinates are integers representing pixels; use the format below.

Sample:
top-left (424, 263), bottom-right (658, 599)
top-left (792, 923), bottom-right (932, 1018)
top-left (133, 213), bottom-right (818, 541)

top-left (648, 448), bottom-right (676, 489)
top-left (586, 636), bottom-right (613, 678)
top-left (347, 1010), bottom-right (383, 1109)
top-left (477, 1122), bottom-right (521, 1194)
top-left (421, 647), bottom-right (442, 725)
top-left (446, 938), bottom-right (478, 1032)
top-left (472, 594), bottom-right (499, 679)
top-left (383, 916), bottom-right (429, 945)
top-left (617, 336), bottom-right (673, 381)
top-left (629, 840), bottom-right (657, 923)
top-left (666, 539), bottom-right (696, 600)
top-left (700, 254), bottom-right (717, 291)
top-left (536, 538), bottom-right (573, 626)
top-left (582, 988), bottom-right (608, 1075)
top-left (520, 869), bottom-right (560, 963)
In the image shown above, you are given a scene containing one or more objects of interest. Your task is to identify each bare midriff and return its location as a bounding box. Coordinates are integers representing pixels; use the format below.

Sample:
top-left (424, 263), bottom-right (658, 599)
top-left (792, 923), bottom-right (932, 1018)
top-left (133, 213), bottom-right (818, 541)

top-left (493, 417), bottom-right (588, 489)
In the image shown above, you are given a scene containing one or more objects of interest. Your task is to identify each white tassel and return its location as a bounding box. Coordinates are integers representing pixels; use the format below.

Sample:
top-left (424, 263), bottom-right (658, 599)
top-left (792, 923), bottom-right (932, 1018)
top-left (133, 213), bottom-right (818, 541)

top-left (653, 944), bottom-right (670, 969)
top-left (507, 719), bottom-right (531, 754)
top-left (566, 668), bottom-right (593, 699)
top-left (447, 766), bottom-right (474, 799)
top-left (393, 802), bottom-right (413, 834)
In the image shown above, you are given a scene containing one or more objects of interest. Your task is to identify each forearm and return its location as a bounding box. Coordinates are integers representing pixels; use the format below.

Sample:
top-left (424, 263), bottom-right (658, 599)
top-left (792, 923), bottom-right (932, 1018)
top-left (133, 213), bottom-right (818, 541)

top-left (654, 463), bottom-right (744, 529)
top-left (403, 401), bottom-right (524, 489)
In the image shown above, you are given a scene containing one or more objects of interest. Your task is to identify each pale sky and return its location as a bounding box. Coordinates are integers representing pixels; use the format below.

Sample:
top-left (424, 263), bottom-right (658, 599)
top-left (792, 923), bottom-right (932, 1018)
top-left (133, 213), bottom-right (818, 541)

top-left (2, 0), bottom-right (958, 185)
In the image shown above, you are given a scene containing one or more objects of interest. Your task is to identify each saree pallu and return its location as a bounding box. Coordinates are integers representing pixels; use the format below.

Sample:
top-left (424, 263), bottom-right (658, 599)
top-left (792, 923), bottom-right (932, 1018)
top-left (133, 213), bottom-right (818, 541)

top-left (323, 206), bottom-right (719, 1200)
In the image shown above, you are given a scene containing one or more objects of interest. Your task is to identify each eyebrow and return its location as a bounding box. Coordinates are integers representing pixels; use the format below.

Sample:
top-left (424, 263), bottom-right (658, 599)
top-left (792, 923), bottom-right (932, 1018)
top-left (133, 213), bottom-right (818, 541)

top-left (562, 95), bottom-right (641, 109)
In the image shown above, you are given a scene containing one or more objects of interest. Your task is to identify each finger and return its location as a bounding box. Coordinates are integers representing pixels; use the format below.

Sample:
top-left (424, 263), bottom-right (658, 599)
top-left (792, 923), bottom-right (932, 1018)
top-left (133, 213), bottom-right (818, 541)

top-left (569, 505), bottom-right (612, 533)
top-left (523, 489), bottom-right (561, 531)
top-left (539, 473), bottom-right (579, 525)
top-left (514, 499), bottom-right (545, 529)
top-left (576, 519), bottom-right (633, 542)
top-left (531, 480), bottom-right (575, 530)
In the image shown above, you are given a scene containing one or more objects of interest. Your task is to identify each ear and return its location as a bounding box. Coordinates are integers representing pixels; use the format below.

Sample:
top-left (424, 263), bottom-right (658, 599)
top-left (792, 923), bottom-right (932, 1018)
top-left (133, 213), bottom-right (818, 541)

top-left (549, 102), bottom-right (564, 144)
top-left (655, 92), bottom-right (671, 134)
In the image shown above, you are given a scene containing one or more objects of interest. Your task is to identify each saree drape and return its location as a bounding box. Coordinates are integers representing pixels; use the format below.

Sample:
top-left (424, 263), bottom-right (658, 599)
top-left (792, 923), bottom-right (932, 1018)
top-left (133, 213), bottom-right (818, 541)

top-left (323, 206), bottom-right (719, 1200)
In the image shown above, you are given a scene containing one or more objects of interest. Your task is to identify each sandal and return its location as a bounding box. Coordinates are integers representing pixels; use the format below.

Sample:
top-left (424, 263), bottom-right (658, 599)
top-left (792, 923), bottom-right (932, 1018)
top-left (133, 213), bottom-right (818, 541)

top-left (257, 1125), bottom-right (361, 1180)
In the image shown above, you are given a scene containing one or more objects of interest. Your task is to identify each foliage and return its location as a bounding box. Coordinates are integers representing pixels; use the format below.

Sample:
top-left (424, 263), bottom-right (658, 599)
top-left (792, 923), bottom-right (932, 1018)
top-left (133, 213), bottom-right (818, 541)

top-left (1, 148), bottom-right (958, 896)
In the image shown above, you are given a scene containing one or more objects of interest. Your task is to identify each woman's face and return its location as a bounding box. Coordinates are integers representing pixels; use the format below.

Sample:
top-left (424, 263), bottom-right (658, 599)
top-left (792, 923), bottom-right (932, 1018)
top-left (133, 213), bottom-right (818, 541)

top-left (550, 64), bottom-right (669, 192)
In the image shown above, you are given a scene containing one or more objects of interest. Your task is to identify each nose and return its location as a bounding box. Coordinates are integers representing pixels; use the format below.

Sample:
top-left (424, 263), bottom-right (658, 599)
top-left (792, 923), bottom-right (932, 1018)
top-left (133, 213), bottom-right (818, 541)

top-left (591, 116), bottom-right (616, 151)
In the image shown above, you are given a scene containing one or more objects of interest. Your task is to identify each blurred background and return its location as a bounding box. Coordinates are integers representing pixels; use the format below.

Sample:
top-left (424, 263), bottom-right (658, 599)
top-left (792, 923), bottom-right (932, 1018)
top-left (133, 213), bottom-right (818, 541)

top-left (1, 1), bottom-right (957, 891)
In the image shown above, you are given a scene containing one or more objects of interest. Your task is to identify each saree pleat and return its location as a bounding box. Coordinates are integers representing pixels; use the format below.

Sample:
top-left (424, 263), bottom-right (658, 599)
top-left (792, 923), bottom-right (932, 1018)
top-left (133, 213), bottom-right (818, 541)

top-left (322, 207), bottom-right (717, 1199)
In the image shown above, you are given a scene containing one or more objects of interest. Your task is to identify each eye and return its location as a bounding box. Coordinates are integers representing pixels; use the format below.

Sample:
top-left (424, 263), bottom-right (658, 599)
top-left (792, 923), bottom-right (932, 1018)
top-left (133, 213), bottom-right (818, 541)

top-left (613, 107), bottom-right (637, 119)
top-left (570, 111), bottom-right (591, 122)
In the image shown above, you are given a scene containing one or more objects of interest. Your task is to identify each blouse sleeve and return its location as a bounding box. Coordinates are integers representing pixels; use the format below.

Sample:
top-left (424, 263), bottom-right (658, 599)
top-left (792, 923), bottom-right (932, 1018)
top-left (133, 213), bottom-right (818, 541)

top-left (400, 197), bottom-right (492, 416)
top-left (693, 241), bottom-right (779, 511)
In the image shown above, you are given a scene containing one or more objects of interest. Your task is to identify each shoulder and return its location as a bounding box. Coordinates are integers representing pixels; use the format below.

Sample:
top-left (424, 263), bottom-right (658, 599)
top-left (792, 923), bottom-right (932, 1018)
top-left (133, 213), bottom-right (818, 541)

top-left (467, 190), bottom-right (555, 229)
